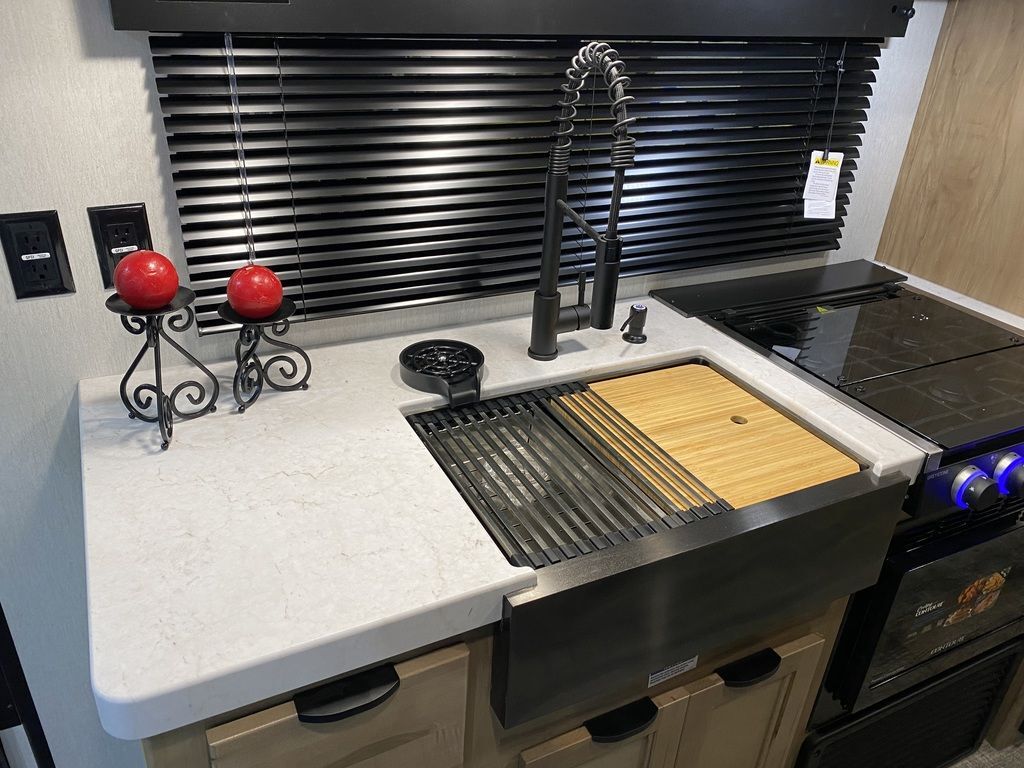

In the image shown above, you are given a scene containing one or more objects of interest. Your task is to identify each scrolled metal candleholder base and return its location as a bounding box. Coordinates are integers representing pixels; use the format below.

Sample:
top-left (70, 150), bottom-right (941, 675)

top-left (106, 287), bottom-right (220, 450)
top-left (217, 298), bottom-right (312, 413)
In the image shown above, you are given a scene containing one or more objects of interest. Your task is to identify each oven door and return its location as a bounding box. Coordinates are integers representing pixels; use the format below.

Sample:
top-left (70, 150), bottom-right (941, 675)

top-left (839, 521), bottom-right (1024, 713)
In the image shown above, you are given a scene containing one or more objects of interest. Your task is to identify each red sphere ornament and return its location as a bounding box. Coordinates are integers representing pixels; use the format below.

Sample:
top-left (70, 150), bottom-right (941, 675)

top-left (227, 265), bottom-right (283, 320)
top-left (113, 250), bottom-right (179, 310)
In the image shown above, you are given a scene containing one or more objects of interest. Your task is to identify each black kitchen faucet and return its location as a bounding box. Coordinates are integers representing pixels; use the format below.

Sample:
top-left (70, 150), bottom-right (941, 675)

top-left (528, 42), bottom-right (636, 360)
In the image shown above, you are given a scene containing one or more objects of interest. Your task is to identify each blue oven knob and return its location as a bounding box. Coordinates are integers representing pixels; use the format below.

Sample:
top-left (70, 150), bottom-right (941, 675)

top-left (994, 453), bottom-right (1024, 496)
top-left (951, 465), bottom-right (1001, 511)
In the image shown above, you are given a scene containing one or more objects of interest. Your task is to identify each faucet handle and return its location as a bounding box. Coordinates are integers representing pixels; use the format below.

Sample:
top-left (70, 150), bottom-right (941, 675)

top-left (620, 303), bottom-right (648, 344)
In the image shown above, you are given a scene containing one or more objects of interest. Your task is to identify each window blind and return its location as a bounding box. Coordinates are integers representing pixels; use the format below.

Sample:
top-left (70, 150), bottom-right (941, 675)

top-left (149, 35), bottom-right (880, 332)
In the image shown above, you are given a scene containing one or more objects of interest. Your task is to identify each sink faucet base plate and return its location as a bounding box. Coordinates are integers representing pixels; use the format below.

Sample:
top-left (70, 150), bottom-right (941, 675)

top-left (527, 348), bottom-right (559, 361)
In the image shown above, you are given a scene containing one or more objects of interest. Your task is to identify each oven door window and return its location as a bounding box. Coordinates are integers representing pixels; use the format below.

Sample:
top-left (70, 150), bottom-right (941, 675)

top-left (867, 523), bottom-right (1024, 689)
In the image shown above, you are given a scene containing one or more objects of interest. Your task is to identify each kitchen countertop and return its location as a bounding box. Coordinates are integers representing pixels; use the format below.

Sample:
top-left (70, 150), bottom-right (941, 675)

top-left (79, 295), bottom-right (925, 741)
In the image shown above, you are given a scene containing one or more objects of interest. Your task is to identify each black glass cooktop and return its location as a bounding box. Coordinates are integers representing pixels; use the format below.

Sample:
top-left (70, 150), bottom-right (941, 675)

top-left (727, 290), bottom-right (1022, 387)
top-left (842, 346), bottom-right (1024, 450)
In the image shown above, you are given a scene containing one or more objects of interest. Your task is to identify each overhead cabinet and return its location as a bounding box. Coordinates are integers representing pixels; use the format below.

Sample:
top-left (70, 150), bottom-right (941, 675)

top-left (109, 0), bottom-right (915, 37)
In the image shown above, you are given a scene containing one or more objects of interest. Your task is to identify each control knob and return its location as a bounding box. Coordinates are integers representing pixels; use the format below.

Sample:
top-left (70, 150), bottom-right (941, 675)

top-left (994, 453), bottom-right (1024, 496)
top-left (951, 465), bottom-right (1001, 511)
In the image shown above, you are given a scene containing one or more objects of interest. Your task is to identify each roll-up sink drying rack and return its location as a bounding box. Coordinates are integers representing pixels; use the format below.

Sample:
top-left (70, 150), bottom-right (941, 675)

top-left (409, 381), bottom-right (732, 569)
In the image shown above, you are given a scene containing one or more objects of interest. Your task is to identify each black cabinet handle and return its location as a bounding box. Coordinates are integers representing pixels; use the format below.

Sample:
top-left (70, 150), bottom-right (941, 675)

top-left (294, 663), bottom-right (400, 724)
top-left (715, 648), bottom-right (782, 688)
top-left (584, 697), bottom-right (658, 743)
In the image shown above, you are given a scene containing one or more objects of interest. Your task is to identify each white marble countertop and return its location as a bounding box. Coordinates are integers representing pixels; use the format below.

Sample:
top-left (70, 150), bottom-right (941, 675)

top-left (79, 296), bottom-right (925, 741)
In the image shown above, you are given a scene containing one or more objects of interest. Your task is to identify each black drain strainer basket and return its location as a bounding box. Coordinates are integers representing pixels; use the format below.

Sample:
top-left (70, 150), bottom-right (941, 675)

top-left (400, 339), bottom-right (484, 407)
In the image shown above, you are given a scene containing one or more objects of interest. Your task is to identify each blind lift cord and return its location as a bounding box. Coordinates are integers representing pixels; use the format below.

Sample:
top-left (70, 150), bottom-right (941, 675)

top-left (224, 32), bottom-right (257, 266)
top-left (823, 39), bottom-right (848, 162)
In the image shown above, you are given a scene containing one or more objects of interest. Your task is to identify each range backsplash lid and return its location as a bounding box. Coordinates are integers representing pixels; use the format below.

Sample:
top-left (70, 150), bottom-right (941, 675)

top-left (650, 260), bottom-right (907, 318)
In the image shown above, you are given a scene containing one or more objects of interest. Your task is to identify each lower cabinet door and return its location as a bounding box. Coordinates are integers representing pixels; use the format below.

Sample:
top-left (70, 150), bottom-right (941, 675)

top-left (205, 644), bottom-right (469, 768)
top-left (672, 633), bottom-right (825, 768)
top-left (519, 688), bottom-right (690, 768)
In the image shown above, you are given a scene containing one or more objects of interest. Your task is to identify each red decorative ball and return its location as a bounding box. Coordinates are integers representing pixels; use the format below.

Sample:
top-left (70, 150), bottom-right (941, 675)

top-left (227, 265), bottom-right (283, 320)
top-left (113, 250), bottom-right (179, 310)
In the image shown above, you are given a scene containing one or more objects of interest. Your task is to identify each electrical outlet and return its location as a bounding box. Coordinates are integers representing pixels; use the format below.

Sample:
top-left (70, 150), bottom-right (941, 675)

top-left (0, 211), bottom-right (75, 299)
top-left (88, 202), bottom-right (152, 289)
top-left (13, 222), bottom-right (58, 288)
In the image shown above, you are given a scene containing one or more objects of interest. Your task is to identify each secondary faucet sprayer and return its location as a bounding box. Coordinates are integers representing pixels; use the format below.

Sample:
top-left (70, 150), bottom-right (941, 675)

top-left (528, 42), bottom-right (636, 361)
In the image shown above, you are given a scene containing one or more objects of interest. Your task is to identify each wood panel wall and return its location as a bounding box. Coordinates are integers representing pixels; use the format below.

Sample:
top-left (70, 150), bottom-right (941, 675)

top-left (877, 0), bottom-right (1024, 315)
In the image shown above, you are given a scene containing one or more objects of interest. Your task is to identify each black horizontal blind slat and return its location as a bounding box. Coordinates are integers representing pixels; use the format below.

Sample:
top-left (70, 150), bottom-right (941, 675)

top-left (150, 33), bottom-right (878, 332)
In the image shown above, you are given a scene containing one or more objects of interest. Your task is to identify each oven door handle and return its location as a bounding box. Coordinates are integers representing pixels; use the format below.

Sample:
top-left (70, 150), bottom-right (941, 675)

top-left (715, 648), bottom-right (782, 688)
top-left (584, 697), bottom-right (659, 743)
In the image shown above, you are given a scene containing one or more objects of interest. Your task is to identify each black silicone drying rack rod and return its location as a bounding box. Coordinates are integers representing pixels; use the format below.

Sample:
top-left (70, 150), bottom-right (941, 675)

top-left (448, 408), bottom-right (584, 559)
top-left (457, 405), bottom-right (606, 553)
top-left (546, 387), bottom-right (728, 521)
top-left (543, 396), bottom-right (691, 523)
top-left (492, 398), bottom-right (671, 540)
top-left (412, 389), bottom-right (670, 568)
top-left (490, 397), bottom-right (671, 540)
top-left (561, 385), bottom-right (732, 515)
top-left (414, 415), bottom-right (567, 568)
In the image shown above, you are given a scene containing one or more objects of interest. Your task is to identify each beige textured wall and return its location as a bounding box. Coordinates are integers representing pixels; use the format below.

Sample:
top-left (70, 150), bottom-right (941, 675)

top-left (0, 2), bottom-right (170, 767)
top-left (0, 1), bottom-right (944, 766)
top-left (877, 0), bottom-right (1024, 315)
top-left (827, 0), bottom-right (948, 265)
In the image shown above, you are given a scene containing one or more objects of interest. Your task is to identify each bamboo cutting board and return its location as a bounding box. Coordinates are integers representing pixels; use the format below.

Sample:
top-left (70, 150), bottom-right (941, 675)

top-left (584, 364), bottom-right (860, 509)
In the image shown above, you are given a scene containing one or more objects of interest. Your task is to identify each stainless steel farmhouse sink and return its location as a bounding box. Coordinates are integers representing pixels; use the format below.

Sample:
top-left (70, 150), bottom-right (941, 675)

top-left (408, 361), bottom-right (909, 727)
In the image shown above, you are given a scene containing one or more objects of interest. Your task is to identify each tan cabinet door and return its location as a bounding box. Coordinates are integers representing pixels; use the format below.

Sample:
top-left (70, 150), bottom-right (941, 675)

top-left (672, 634), bottom-right (825, 768)
top-left (520, 688), bottom-right (690, 768)
top-left (205, 644), bottom-right (469, 768)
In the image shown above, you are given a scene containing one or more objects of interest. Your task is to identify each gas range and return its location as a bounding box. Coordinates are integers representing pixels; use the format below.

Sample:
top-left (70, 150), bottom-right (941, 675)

top-left (652, 261), bottom-right (1024, 528)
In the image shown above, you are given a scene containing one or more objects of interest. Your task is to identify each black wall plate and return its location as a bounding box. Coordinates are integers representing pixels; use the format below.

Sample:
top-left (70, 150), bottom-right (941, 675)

top-left (0, 210), bottom-right (76, 299)
top-left (87, 202), bottom-right (152, 289)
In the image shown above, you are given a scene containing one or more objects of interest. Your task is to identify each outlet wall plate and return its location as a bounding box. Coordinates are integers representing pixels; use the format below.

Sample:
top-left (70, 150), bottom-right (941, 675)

top-left (87, 202), bottom-right (152, 289)
top-left (0, 210), bottom-right (76, 299)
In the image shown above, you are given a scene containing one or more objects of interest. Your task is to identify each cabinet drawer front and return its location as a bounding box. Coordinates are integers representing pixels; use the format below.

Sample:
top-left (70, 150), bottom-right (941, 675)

top-left (206, 644), bottom-right (469, 768)
top-left (673, 633), bottom-right (825, 768)
top-left (520, 688), bottom-right (689, 768)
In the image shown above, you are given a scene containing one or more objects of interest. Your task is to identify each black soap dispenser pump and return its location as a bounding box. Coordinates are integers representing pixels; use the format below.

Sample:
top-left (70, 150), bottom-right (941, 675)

top-left (621, 303), bottom-right (648, 344)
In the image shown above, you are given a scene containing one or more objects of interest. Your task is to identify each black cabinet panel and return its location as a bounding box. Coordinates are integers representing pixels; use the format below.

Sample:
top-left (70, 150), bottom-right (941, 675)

top-left (111, 0), bottom-right (915, 38)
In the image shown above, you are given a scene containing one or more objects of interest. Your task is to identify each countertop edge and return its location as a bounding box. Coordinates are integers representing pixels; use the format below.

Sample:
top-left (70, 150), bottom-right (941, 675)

top-left (91, 569), bottom-right (531, 740)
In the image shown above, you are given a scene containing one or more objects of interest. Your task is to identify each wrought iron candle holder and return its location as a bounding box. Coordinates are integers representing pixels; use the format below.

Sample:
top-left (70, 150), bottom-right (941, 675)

top-left (217, 298), bottom-right (312, 413)
top-left (106, 287), bottom-right (220, 450)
